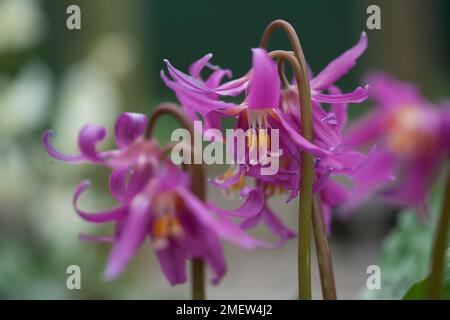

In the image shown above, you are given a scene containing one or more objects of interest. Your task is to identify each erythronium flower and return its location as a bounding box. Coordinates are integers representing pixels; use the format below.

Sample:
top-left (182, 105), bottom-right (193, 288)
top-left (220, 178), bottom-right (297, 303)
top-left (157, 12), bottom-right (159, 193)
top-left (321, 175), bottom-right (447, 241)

top-left (162, 48), bottom-right (280, 162)
top-left (344, 72), bottom-right (450, 214)
top-left (42, 113), bottom-right (274, 285)
top-left (161, 32), bottom-right (386, 232)
top-left (162, 33), bottom-right (369, 159)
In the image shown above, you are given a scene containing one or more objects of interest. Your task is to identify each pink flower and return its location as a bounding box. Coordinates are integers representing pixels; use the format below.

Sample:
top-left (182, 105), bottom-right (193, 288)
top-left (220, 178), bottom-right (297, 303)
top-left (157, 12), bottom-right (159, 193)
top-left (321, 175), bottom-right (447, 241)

top-left (42, 113), bottom-right (273, 285)
top-left (345, 72), bottom-right (450, 213)
top-left (161, 32), bottom-right (383, 233)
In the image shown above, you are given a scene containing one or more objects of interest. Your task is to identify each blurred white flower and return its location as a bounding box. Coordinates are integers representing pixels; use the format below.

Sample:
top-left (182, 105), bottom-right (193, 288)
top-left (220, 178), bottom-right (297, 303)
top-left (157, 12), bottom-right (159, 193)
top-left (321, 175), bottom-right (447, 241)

top-left (0, 145), bottom-right (30, 201)
top-left (90, 34), bottom-right (137, 79)
top-left (0, 63), bottom-right (53, 137)
top-left (53, 62), bottom-right (120, 153)
top-left (0, 0), bottom-right (46, 53)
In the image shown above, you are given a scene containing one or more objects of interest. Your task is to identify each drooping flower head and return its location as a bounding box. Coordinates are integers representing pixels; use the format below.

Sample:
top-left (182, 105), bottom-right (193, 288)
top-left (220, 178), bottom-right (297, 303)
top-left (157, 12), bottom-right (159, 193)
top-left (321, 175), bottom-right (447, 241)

top-left (344, 72), bottom-right (450, 213)
top-left (162, 32), bottom-right (383, 233)
top-left (43, 113), bottom-right (273, 285)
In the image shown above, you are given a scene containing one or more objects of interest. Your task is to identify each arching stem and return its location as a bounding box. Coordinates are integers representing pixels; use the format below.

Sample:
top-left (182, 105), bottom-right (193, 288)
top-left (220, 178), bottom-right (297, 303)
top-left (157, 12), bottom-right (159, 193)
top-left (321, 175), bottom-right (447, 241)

top-left (268, 49), bottom-right (313, 300)
top-left (262, 19), bottom-right (336, 300)
top-left (146, 103), bottom-right (206, 300)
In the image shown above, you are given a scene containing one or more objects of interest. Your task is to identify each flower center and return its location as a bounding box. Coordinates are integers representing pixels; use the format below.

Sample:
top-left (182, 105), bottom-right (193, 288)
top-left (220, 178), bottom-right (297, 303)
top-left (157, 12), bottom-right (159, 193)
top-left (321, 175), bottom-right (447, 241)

top-left (223, 166), bottom-right (246, 192)
top-left (246, 109), bottom-right (272, 165)
top-left (385, 105), bottom-right (438, 156)
top-left (151, 192), bottom-right (184, 249)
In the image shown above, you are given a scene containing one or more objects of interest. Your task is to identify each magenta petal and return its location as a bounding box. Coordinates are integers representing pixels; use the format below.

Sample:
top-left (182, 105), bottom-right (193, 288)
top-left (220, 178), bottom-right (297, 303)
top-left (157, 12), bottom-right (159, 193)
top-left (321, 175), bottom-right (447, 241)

top-left (103, 195), bottom-right (151, 280)
top-left (329, 86), bottom-right (348, 130)
top-left (247, 48), bottom-right (280, 109)
top-left (274, 109), bottom-right (332, 156)
top-left (189, 53), bottom-right (213, 79)
top-left (209, 165), bottom-right (246, 189)
top-left (311, 32), bottom-right (368, 90)
top-left (203, 111), bottom-right (224, 139)
top-left (321, 179), bottom-right (349, 208)
top-left (176, 186), bottom-right (276, 249)
top-left (210, 187), bottom-right (265, 218)
top-left (202, 242), bottom-right (227, 285)
top-left (109, 169), bottom-right (130, 202)
top-left (345, 149), bottom-right (396, 208)
top-left (77, 124), bottom-right (108, 161)
top-left (240, 212), bottom-right (262, 230)
top-left (382, 155), bottom-right (440, 209)
top-left (365, 72), bottom-right (425, 109)
top-left (343, 111), bottom-right (385, 148)
top-left (313, 169), bottom-right (333, 192)
top-left (313, 86), bottom-right (369, 104)
top-left (73, 181), bottom-right (127, 223)
top-left (114, 113), bottom-right (148, 148)
top-left (261, 206), bottom-right (296, 243)
top-left (214, 75), bottom-right (249, 96)
top-left (156, 243), bottom-right (188, 286)
top-left (42, 131), bottom-right (85, 163)
top-left (161, 71), bottom-right (239, 114)
top-left (205, 69), bottom-right (233, 89)
top-left (164, 59), bottom-right (211, 93)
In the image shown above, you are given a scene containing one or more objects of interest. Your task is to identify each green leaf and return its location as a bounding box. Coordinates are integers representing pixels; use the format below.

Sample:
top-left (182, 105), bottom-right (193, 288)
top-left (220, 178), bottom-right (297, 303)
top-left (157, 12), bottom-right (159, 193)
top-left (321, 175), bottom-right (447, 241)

top-left (403, 270), bottom-right (450, 300)
top-left (403, 278), bottom-right (428, 300)
top-left (361, 179), bottom-right (449, 300)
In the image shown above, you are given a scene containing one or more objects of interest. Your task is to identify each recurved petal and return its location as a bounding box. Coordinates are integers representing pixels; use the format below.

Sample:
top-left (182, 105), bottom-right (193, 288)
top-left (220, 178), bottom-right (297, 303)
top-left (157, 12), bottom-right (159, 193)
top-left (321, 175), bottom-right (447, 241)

top-left (42, 130), bottom-right (85, 163)
top-left (164, 59), bottom-right (210, 93)
top-left (73, 180), bottom-right (127, 223)
top-left (78, 124), bottom-right (108, 161)
top-left (161, 71), bottom-right (239, 114)
top-left (205, 69), bottom-right (233, 89)
top-left (209, 165), bottom-right (246, 189)
top-left (114, 113), bottom-right (148, 148)
top-left (310, 32), bottom-right (368, 90)
top-left (189, 53), bottom-right (213, 79)
top-left (329, 86), bottom-right (348, 130)
top-left (313, 86), bottom-right (369, 104)
top-left (209, 187), bottom-right (265, 218)
top-left (109, 168), bottom-right (130, 202)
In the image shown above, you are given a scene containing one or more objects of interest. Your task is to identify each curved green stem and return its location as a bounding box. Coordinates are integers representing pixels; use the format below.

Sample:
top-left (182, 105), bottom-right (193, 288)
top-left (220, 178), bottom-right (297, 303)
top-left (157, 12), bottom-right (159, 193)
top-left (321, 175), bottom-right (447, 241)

top-left (268, 49), bottom-right (313, 300)
top-left (312, 195), bottom-right (337, 299)
top-left (146, 103), bottom-right (206, 300)
top-left (428, 168), bottom-right (450, 299)
top-left (261, 19), bottom-right (314, 300)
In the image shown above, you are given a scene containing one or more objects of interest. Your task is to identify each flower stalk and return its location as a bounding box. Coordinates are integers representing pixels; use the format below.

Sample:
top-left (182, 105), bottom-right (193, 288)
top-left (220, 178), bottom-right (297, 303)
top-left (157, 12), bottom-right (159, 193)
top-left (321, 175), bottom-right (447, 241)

top-left (268, 49), bottom-right (313, 299)
top-left (312, 195), bottom-right (337, 299)
top-left (261, 19), bottom-right (314, 300)
top-left (261, 19), bottom-right (337, 300)
top-left (146, 103), bottom-right (206, 300)
top-left (428, 167), bottom-right (450, 299)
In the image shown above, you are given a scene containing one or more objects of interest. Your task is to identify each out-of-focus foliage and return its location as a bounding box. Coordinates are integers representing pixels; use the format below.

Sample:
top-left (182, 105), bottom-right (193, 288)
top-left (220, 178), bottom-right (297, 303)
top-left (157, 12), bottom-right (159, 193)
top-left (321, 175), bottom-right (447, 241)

top-left (362, 180), bottom-right (450, 299)
top-left (402, 254), bottom-right (450, 299)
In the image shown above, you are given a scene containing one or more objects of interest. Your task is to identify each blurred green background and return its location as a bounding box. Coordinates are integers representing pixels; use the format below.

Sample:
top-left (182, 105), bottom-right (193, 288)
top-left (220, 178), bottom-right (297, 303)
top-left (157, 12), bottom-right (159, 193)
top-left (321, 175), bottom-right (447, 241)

top-left (0, 0), bottom-right (449, 299)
